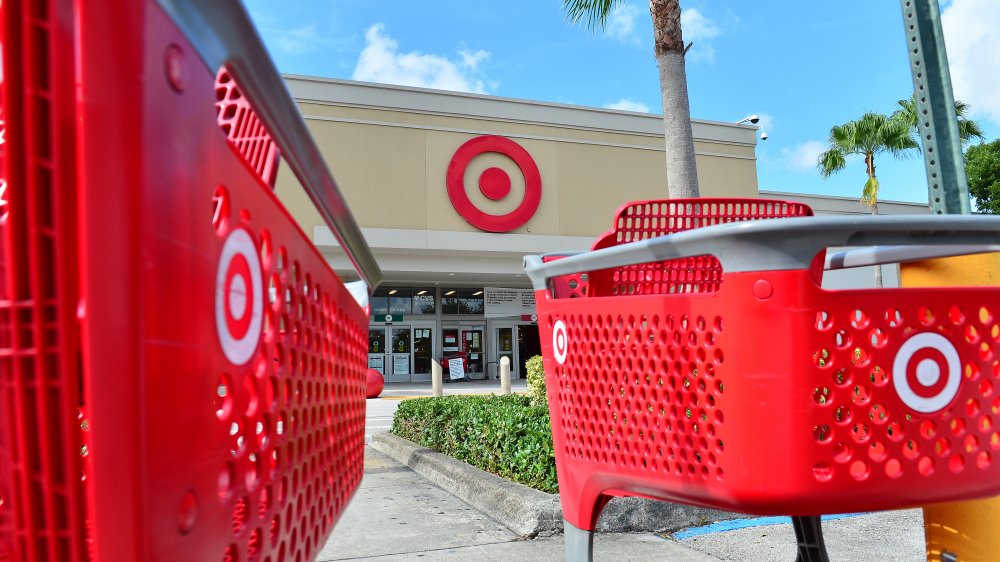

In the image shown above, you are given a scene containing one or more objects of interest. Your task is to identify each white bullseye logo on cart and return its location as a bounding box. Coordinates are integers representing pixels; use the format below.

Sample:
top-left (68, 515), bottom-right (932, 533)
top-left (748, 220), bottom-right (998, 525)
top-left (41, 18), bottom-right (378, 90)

top-left (216, 228), bottom-right (264, 366)
top-left (892, 332), bottom-right (961, 413)
top-left (553, 320), bottom-right (569, 365)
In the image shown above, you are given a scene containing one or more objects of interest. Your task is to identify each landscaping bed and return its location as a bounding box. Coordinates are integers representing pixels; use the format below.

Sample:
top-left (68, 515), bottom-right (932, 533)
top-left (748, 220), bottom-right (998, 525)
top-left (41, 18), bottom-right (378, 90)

top-left (390, 393), bottom-right (558, 493)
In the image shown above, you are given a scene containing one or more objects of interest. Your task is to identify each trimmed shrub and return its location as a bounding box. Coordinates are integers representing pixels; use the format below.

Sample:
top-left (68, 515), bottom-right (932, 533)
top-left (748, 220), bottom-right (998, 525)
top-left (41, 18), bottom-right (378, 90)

top-left (525, 355), bottom-right (547, 407)
top-left (391, 394), bottom-right (558, 493)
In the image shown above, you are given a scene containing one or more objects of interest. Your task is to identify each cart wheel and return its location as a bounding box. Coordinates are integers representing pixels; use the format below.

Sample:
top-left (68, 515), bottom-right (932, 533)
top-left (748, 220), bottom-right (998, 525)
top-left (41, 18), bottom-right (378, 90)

top-left (564, 519), bottom-right (595, 562)
top-left (792, 516), bottom-right (830, 562)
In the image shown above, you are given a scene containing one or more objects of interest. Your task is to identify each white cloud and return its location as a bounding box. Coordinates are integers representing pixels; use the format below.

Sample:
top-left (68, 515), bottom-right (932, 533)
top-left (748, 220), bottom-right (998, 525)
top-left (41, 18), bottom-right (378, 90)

top-left (942, 0), bottom-right (1000, 126)
top-left (352, 24), bottom-right (493, 94)
top-left (272, 24), bottom-right (321, 55)
top-left (605, 4), bottom-right (641, 44)
top-left (781, 140), bottom-right (826, 171)
top-left (604, 98), bottom-right (650, 113)
top-left (681, 8), bottom-right (722, 62)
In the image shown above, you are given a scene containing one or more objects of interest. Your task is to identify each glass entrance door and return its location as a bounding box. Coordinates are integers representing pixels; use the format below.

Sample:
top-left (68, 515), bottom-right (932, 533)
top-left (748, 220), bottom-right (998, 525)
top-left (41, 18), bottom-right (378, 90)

top-left (369, 325), bottom-right (434, 382)
top-left (368, 328), bottom-right (386, 375)
top-left (461, 326), bottom-right (485, 379)
top-left (442, 324), bottom-right (485, 380)
top-left (495, 325), bottom-right (517, 378)
top-left (388, 326), bottom-right (411, 383)
top-left (411, 326), bottom-right (434, 382)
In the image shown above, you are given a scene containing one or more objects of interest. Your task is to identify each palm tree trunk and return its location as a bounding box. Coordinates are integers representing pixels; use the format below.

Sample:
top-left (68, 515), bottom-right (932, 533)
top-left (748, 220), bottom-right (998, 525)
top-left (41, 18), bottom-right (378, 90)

top-left (871, 201), bottom-right (883, 288)
top-left (650, 0), bottom-right (700, 198)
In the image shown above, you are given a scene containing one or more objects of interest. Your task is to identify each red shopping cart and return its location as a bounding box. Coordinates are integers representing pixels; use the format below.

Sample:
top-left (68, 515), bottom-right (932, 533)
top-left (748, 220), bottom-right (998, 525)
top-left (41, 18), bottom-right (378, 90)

top-left (0, 1), bottom-right (381, 561)
top-left (525, 198), bottom-right (1000, 561)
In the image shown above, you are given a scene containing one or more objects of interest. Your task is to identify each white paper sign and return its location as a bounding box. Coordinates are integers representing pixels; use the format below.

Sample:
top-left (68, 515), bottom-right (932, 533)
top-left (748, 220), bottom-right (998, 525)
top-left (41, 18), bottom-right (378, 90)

top-left (484, 287), bottom-right (536, 318)
top-left (393, 354), bottom-right (409, 375)
top-left (448, 358), bottom-right (466, 380)
top-left (368, 355), bottom-right (385, 374)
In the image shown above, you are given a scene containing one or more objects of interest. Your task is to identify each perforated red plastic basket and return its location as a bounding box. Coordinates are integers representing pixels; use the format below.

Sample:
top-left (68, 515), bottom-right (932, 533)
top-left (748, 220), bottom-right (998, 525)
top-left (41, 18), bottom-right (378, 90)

top-left (0, 1), bottom-right (378, 561)
top-left (525, 197), bottom-right (1000, 535)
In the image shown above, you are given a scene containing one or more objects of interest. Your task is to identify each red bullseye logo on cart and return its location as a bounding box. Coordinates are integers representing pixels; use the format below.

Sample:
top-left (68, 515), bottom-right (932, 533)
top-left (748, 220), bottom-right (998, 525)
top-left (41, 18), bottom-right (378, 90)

top-left (216, 228), bottom-right (264, 366)
top-left (892, 332), bottom-right (960, 413)
top-left (552, 320), bottom-right (569, 365)
top-left (446, 135), bottom-right (542, 233)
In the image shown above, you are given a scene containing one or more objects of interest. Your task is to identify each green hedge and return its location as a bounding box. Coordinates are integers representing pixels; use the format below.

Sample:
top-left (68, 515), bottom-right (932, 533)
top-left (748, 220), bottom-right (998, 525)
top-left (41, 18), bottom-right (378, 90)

top-left (390, 394), bottom-right (558, 493)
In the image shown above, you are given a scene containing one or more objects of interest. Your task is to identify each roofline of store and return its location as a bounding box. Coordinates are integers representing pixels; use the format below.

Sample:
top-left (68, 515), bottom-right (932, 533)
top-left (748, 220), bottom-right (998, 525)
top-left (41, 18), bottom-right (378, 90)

top-left (284, 74), bottom-right (759, 147)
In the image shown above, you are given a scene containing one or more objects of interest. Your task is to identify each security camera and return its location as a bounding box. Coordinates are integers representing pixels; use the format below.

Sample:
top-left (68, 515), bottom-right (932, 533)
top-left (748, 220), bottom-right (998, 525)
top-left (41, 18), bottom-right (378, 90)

top-left (738, 114), bottom-right (760, 125)
top-left (760, 130), bottom-right (768, 141)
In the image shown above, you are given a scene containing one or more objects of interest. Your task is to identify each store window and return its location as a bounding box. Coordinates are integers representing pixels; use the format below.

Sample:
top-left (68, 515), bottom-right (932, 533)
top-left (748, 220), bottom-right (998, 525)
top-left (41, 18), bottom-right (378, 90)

top-left (370, 287), bottom-right (435, 317)
top-left (411, 288), bottom-right (435, 315)
top-left (441, 288), bottom-right (484, 315)
top-left (387, 288), bottom-right (411, 315)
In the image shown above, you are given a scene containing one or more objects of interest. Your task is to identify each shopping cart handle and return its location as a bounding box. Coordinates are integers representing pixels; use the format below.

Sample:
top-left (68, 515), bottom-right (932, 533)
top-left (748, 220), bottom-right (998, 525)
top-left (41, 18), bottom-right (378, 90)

top-left (824, 244), bottom-right (1000, 270)
top-left (156, 0), bottom-right (383, 294)
top-left (524, 215), bottom-right (1000, 290)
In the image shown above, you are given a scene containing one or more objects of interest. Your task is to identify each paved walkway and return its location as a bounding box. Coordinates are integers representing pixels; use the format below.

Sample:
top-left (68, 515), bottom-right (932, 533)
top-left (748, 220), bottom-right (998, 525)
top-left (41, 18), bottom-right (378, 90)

top-left (318, 447), bottom-right (717, 561)
top-left (322, 381), bottom-right (927, 561)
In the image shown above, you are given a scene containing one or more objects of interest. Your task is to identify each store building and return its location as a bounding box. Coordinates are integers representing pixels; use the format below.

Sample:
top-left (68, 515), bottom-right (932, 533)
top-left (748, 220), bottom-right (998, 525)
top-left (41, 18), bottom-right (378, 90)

top-left (273, 75), bottom-right (929, 383)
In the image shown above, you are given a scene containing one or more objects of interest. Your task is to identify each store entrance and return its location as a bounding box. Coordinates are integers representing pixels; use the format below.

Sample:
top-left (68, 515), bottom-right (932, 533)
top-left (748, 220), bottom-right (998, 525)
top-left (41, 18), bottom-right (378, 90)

top-left (442, 324), bottom-right (486, 380)
top-left (367, 324), bottom-right (434, 383)
top-left (491, 324), bottom-right (541, 379)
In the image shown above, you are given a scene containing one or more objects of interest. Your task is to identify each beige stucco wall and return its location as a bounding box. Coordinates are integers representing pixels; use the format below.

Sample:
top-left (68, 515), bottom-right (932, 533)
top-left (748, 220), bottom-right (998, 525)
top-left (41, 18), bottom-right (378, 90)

top-left (276, 77), bottom-right (759, 241)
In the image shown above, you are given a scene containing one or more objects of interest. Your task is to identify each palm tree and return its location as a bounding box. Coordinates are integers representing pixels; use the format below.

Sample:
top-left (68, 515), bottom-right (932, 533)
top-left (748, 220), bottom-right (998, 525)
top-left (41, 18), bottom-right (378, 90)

top-left (563, 0), bottom-right (699, 198)
top-left (817, 112), bottom-right (918, 287)
top-left (893, 94), bottom-right (985, 145)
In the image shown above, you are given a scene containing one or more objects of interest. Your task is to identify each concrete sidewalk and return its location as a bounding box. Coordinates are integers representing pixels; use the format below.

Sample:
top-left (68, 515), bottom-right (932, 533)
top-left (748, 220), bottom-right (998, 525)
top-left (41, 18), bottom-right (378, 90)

top-left (318, 446), bottom-right (718, 561)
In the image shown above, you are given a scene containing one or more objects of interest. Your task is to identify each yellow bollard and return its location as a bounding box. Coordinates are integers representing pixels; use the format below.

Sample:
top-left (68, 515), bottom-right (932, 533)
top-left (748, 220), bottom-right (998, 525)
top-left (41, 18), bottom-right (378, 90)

top-left (899, 253), bottom-right (1000, 562)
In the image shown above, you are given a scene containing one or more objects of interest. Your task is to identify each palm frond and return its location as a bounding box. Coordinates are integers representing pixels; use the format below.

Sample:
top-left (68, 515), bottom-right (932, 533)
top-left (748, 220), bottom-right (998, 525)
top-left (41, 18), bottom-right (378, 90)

top-left (829, 123), bottom-right (860, 154)
top-left (817, 148), bottom-right (847, 177)
top-left (562, 0), bottom-right (622, 31)
top-left (896, 93), bottom-right (984, 144)
top-left (861, 175), bottom-right (880, 209)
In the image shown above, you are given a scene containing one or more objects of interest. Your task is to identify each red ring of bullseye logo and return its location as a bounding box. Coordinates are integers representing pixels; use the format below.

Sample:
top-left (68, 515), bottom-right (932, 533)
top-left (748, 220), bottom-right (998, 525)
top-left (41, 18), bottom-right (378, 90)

top-left (553, 320), bottom-right (569, 365)
top-left (892, 332), bottom-right (960, 413)
top-left (446, 135), bottom-right (542, 233)
top-left (216, 228), bottom-right (263, 366)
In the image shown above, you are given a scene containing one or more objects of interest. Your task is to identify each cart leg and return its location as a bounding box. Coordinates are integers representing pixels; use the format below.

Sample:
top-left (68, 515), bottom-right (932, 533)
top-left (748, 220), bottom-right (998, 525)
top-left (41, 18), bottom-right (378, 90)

top-left (564, 519), bottom-right (594, 562)
top-left (792, 516), bottom-right (829, 562)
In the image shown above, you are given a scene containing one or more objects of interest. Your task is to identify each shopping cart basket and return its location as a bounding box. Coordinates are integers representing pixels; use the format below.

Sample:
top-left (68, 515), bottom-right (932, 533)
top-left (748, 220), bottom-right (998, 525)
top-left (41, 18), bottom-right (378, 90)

top-left (0, 1), bottom-right (381, 561)
top-left (524, 198), bottom-right (1000, 560)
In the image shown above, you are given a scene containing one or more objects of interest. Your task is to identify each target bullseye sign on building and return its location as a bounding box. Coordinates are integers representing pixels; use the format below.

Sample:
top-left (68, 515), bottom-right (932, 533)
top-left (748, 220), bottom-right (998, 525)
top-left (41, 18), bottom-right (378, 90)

top-left (445, 135), bottom-right (542, 233)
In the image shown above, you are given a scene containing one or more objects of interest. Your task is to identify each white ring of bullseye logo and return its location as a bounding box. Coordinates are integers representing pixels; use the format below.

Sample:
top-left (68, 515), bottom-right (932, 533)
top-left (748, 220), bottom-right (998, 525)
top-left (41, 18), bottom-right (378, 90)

top-left (215, 228), bottom-right (263, 366)
top-left (892, 332), bottom-right (961, 413)
top-left (552, 320), bottom-right (569, 365)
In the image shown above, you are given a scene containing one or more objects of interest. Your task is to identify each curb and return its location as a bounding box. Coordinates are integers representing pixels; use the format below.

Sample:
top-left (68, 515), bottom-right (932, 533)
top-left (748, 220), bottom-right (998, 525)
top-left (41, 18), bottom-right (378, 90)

top-left (369, 432), bottom-right (742, 538)
top-left (370, 432), bottom-right (563, 537)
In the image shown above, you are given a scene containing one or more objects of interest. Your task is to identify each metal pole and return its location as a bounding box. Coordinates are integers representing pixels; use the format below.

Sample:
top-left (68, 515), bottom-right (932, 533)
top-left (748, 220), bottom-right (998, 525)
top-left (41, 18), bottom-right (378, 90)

top-left (900, 0), bottom-right (970, 215)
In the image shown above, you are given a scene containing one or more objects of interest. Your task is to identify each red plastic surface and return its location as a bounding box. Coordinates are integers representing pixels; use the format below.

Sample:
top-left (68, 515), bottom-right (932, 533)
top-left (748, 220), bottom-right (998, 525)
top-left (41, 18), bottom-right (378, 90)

top-left (0, 1), bottom-right (368, 561)
top-left (366, 369), bottom-right (385, 399)
top-left (0, 1), bottom-right (89, 560)
top-left (587, 198), bottom-right (814, 296)
top-left (536, 199), bottom-right (1000, 531)
top-left (215, 68), bottom-right (282, 190)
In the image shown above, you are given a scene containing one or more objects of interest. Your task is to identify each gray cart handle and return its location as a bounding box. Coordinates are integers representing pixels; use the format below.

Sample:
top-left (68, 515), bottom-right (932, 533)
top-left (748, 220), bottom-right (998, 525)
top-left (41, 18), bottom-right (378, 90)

top-left (157, 0), bottom-right (383, 295)
top-left (524, 215), bottom-right (1000, 291)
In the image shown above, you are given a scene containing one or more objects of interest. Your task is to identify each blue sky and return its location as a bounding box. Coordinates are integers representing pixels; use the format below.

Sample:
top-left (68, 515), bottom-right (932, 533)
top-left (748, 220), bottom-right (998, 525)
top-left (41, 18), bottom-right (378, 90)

top-left (245, 0), bottom-right (1000, 205)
